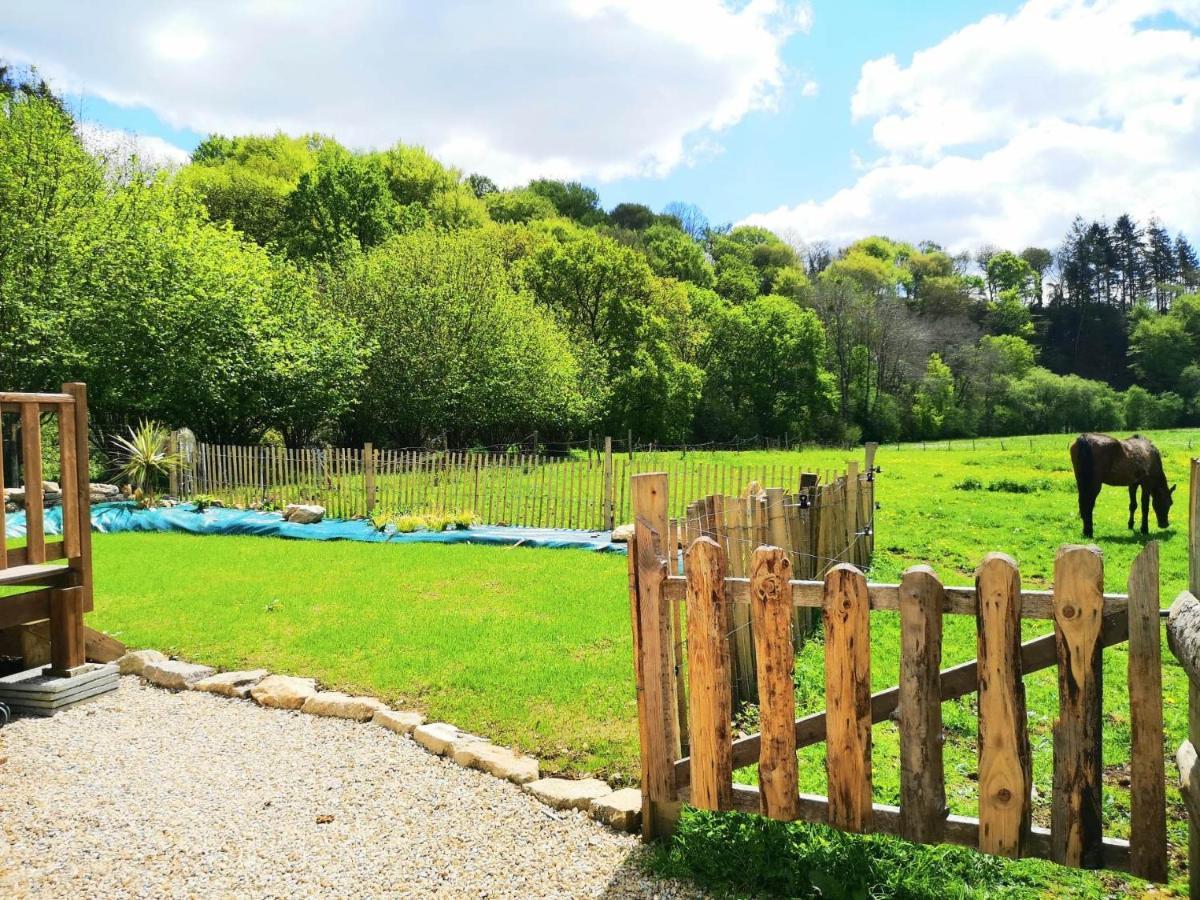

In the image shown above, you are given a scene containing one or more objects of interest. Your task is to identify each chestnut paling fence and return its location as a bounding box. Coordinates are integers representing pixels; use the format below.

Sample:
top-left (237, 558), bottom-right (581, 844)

top-left (176, 436), bottom-right (879, 539)
top-left (628, 469), bottom-right (1173, 884)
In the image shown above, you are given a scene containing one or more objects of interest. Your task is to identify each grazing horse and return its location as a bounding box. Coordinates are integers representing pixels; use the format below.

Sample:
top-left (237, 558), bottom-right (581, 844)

top-left (1069, 433), bottom-right (1175, 539)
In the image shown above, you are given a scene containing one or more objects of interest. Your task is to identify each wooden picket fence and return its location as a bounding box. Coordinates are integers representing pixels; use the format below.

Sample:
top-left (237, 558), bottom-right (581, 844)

top-left (179, 437), bottom-right (878, 534)
top-left (665, 448), bottom-right (877, 706)
top-left (629, 470), bottom-right (1170, 882)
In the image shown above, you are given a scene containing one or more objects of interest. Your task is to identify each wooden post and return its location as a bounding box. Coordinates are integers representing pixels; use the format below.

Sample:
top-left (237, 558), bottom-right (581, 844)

top-left (1051, 545), bottom-right (1105, 869)
top-left (364, 442), bottom-right (376, 514)
top-left (168, 430), bottom-right (179, 496)
top-left (1190, 456), bottom-right (1200, 896)
top-left (0, 414), bottom-right (6, 569)
top-left (975, 552), bottom-right (1031, 858)
top-left (751, 546), bottom-right (799, 821)
top-left (20, 402), bottom-right (45, 564)
top-left (1128, 541), bottom-right (1167, 882)
top-left (685, 536), bottom-right (732, 811)
top-left (629, 472), bottom-right (680, 837)
top-left (603, 437), bottom-right (615, 531)
top-left (898, 565), bottom-right (946, 843)
top-left (824, 563), bottom-right (872, 832)
top-left (628, 429), bottom-right (634, 461)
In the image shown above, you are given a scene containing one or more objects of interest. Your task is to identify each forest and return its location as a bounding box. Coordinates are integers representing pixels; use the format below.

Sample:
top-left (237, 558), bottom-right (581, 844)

top-left (3, 66), bottom-right (1198, 449)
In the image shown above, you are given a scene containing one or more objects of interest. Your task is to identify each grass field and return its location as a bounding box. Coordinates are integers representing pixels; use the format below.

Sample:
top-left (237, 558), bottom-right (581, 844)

top-left (82, 427), bottom-right (1200, 894)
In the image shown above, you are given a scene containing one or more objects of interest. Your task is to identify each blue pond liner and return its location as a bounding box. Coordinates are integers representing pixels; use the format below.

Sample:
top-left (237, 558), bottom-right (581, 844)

top-left (5, 502), bottom-right (624, 553)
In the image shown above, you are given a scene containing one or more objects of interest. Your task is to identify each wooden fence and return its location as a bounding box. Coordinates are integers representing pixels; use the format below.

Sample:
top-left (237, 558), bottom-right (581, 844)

top-left (629, 470), bottom-right (1170, 883)
top-left (666, 449), bottom-right (877, 706)
top-left (179, 437), bottom-right (879, 535)
top-left (1167, 457), bottom-right (1200, 897)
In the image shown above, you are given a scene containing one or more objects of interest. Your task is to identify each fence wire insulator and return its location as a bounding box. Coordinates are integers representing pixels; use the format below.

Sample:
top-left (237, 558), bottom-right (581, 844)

top-left (799, 494), bottom-right (810, 509)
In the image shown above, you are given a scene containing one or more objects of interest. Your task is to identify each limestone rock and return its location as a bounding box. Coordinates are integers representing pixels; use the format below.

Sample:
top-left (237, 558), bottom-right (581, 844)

top-left (450, 742), bottom-right (539, 784)
top-left (250, 674), bottom-right (318, 709)
top-left (610, 523), bottom-right (635, 542)
top-left (89, 483), bottom-right (120, 504)
top-left (283, 503), bottom-right (325, 524)
top-left (589, 788), bottom-right (642, 832)
top-left (524, 777), bottom-right (612, 811)
top-left (300, 691), bottom-right (386, 722)
top-left (413, 722), bottom-right (481, 756)
top-left (142, 659), bottom-right (216, 690)
top-left (191, 669), bottom-right (269, 699)
top-left (117, 649), bottom-right (167, 676)
top-left (372, 709), bottom-right (424, 734)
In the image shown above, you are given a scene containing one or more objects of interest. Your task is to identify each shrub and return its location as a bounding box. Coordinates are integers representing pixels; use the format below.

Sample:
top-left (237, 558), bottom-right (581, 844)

top-left (954, 477), bottom-right (983, 491)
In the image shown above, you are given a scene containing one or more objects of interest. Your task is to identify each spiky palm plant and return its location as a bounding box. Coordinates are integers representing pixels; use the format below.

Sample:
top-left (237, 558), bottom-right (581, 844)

top-left (110, 420), bottom-right (181, 507)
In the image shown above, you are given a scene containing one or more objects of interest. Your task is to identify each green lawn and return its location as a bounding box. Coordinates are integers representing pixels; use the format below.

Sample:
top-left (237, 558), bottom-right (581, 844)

top-left (82, 427), bottom-right (1200, 894)
top-left (89, 534), bottom-right (636, 778)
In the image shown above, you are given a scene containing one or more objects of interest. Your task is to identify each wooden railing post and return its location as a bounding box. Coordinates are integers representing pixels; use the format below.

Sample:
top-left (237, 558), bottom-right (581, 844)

top-left (629, 471), bottom-right (680, 837)
top-left (167, 430), bottom-right (179, 496)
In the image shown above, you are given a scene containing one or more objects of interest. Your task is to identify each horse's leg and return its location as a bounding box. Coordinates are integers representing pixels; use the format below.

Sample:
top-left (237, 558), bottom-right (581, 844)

top-left (1141, 482), bottom-right (1151, 534)
top-left (1081, 484), bottom-right (1099, 539)
top-left (1128, 485), bottom-right (1138, 530)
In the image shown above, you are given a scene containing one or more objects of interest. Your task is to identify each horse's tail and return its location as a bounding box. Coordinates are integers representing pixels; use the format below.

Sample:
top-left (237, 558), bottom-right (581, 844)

top-left (1070, 434), bottom-right (1093, 487)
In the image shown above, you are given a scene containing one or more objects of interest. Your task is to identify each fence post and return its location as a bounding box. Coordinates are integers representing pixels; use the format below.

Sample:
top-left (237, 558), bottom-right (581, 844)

top-left (603, 436), bottom-right (614, 530)
top-left (167, 430), bottom-right (179, 496)
top-left (1190, 457), bottom-right (1200, 896)
top-left (364, 443), bottom-right (376, 515)
top-left (629, 471), bottom-right (680, 837)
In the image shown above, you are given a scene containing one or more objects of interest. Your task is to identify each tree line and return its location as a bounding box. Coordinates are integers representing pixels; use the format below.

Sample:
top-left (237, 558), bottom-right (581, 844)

top-left (2, 66), bottom-right (1196, 450)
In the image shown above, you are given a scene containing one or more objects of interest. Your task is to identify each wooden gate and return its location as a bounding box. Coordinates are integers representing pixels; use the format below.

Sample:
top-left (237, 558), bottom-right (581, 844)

top-left (629, 471), bottom-right (1169, 882)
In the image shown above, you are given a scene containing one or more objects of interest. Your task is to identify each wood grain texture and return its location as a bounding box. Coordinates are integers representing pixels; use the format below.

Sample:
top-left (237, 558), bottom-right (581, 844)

top-left (1051, 544), bottom-right (1105, 869)
top-left (975, 552), bottom-right (1031, 858)
top-left (65, 383), bottom-right (93, 607)
top-left (20, 402), bottom-right (45, 564)
top-left (630, 472), bottom-right (680, 837)
top-left (898, 565), bottom-right (946, 843)
top-left (751, 546), bottom-right (799, 821)
top-left (685, 536), bottom-right (733, 811)
top-left (676, 608), bottom-right (1139, 786)
top-left (1126, 542), bottom-right (1167, 882)
top-left (824, 562), bottom-right (872, 832)
top-left (0, 417), bottom-right (6, 569)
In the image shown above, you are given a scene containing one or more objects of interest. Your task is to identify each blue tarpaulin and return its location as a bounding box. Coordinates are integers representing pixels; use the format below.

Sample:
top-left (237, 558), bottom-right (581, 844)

top-left (4, 502), bottom-right (624, 553)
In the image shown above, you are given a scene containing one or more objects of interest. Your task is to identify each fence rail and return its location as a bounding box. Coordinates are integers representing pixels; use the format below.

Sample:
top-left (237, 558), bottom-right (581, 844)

top-left (179, 437), bottom-right (879, 534)
top-left (629, 469), bottom-right (1170, 883)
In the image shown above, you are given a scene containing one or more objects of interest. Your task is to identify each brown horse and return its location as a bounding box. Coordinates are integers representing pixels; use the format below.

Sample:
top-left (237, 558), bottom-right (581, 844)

top-left (1069, 433), bottom-right (1175, 539)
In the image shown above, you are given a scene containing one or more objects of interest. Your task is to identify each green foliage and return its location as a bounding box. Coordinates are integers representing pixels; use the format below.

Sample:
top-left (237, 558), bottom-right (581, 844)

top-left (484, 188), bottom-right (557, 224)
top-left (648, 807), bottom-right (1046, 899)
top-left (526, 178), bottom-right (604, 225)
top-left (110, 420), bottom-right (182, 504)
top-left (332, 229), bottom-right (587, 445)
top-left (641, 223), bottom-right (713, 287)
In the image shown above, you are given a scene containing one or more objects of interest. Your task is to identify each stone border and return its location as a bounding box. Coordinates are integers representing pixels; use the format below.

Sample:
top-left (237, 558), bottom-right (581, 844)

top-left (116, 649), bottom-right (642, 834)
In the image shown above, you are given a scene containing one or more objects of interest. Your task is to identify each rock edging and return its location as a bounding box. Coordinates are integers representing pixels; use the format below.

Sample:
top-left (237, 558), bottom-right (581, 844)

top-left (115, 649), bottom-right (641, 834)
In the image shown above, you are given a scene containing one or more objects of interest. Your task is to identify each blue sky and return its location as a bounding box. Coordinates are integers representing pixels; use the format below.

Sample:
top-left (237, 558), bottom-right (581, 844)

top-left (4, 1), bottom-right (1198, 251)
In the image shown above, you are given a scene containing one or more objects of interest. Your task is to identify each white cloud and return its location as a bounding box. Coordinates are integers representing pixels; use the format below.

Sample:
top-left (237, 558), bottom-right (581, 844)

top-left (77, 122), bottom-right (191, 170)
top-left (1, 0), bottom-right (808, 185)
top-left (745, 0), bottom-right (1200, 252)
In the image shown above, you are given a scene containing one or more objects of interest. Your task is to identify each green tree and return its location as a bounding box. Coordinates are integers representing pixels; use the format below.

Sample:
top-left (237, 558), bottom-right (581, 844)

top-left (641, 223), bottom-right (713, 287)
top-left (332, 230), bottom-right (586, 445)
top-left (484, 188), bottom-right (558, 224)
top-left (282, 152), bottom-right (396, 260)
top-left (527, 179), bottom-right (604, 225)
top-left (912, 353), bottom-right (957, 438)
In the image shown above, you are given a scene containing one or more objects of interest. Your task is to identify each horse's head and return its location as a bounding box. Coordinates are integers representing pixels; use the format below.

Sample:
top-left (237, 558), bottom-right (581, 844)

top-left (1153, 482), bottom-right (1177, 528)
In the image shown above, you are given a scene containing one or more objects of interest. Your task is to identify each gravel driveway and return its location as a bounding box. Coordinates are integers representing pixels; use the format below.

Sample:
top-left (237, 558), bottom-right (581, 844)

top-left (0, 677), bottom-right (700, 899)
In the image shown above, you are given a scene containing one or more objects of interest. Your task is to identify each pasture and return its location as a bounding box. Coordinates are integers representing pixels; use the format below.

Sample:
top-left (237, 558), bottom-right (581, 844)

top-left (87, 428), bottom-right (1200, 892)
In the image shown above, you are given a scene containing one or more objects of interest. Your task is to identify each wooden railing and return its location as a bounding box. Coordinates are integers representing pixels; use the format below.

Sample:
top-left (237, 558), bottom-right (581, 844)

top-left (1167, 457), bottom-right (1200, 897)
top-left (629, 470), bottom-right (1169, 882)
top-left (0, 384), bottom-right (92, 674)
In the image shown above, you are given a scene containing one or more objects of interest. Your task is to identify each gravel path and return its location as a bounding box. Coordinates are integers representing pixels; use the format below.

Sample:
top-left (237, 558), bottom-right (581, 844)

top-left (0, 677), bottom-right (700, 899)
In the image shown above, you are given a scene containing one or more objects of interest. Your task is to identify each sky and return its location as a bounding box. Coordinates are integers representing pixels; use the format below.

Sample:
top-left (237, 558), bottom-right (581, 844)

top-left (3, 0), bottom-right (1199, 252)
